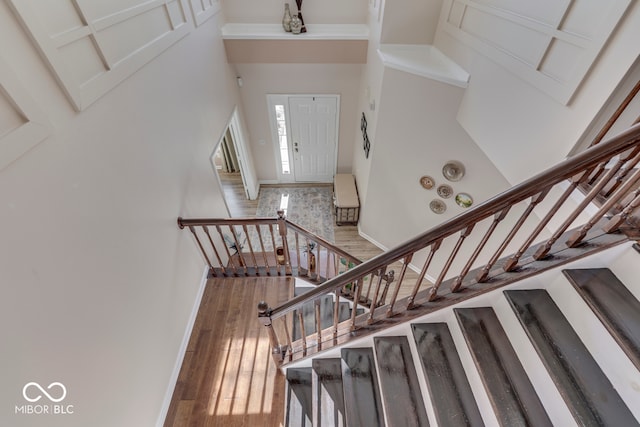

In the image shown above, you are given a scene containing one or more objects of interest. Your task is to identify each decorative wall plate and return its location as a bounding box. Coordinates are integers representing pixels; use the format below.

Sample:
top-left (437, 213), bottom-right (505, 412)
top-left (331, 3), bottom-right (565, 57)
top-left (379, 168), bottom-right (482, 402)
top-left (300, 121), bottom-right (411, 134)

top-left (430, 199), bottom-right (446, 214)
top-left (455, 192), bottom-right (473, 208)
top-left (437, 184), bottom-right (453, 199)
top-left (420, 175), bottom-right (435, 189)
top-left (442, 161), bottom-right (465, 182)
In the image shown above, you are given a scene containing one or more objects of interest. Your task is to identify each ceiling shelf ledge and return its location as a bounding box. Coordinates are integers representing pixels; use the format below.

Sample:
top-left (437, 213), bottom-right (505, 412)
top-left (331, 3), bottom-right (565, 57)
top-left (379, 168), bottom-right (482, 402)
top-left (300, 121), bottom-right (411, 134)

top-left (378, 44), bottom-right (470, 88)
top-left (222, 23), bottom-right (369, 63)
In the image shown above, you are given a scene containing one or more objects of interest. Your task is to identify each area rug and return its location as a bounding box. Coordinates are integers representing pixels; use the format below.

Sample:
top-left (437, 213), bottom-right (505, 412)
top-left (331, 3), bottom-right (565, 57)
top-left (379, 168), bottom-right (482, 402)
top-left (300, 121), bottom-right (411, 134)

top-left (258, 186), bottom-right (335, 241)
top-left (235, 186), bottom-right (334, 252)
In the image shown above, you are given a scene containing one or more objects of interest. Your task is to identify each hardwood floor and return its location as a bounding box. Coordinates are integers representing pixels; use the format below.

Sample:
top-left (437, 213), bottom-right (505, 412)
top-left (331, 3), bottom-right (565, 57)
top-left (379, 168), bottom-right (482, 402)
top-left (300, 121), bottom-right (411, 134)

top-left (164, 174), bottom-right (421, 426)
top-left (218, 172), bottom-right (258, 218)
top-left (163, 276), bottom-right (293, 427)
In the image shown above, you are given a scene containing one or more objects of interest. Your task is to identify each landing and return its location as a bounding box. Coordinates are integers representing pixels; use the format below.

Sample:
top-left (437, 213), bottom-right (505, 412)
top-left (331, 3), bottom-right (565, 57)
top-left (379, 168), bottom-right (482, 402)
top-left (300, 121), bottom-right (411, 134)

top-left (163, 276), bottom-right (293, 427)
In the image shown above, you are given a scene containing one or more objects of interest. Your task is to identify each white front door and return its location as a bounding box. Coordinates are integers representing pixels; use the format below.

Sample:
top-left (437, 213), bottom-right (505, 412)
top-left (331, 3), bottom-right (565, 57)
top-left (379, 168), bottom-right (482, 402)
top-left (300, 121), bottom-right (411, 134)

top-left (289, 96), bottom-right (338, 182)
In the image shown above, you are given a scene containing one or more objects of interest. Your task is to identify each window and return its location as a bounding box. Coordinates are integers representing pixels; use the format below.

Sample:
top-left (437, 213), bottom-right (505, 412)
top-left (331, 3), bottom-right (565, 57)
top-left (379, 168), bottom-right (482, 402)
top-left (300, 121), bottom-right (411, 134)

top-left (274, 105), bottom-right (291, 175)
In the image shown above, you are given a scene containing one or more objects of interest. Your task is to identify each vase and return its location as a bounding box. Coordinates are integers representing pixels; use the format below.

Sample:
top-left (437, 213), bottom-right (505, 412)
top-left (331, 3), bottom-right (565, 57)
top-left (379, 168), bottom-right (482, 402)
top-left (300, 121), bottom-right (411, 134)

top-left (290, 14), bottom-right (302, 34)
top-left (282, 3), bottom-right (292, 32)
top-left (297, 11), bottom-right (306, 33)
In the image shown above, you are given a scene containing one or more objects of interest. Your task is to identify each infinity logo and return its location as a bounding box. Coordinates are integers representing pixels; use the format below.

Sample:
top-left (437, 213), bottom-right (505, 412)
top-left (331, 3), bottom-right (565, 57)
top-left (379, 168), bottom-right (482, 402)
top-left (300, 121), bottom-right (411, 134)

top-left (22, 382), bottom-right (67, 403)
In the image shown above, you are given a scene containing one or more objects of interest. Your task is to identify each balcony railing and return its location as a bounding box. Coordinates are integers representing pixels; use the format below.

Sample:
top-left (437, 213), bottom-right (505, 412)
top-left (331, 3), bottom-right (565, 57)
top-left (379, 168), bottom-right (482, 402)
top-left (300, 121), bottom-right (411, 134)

top-left (178, 211), bottom-right (362, 282)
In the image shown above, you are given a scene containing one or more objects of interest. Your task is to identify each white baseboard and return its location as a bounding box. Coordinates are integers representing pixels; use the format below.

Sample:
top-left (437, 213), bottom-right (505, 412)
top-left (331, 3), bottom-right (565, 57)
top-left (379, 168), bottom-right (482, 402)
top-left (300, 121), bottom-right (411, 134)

top-left (358, 227), bottom-right (436, 282)
top-left (156, 265), bottom-right (209, 427)
top-left (357, 227), bottom-right (388, 251)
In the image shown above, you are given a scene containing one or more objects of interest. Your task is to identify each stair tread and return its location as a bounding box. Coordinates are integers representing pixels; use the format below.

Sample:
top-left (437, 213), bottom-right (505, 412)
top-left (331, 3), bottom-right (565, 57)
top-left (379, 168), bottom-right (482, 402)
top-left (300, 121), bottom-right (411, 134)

top-left (412, 323), bottom-right (484, 427)
top-left (455, 307), bottom-right (552, 426)
top-left (341, 348), bottom-right (386, 427)
top-left (286, 368), bottom-right (313, 427)
top-left (563, 268), bottom-right (640, 370)
top-left (312, 358), bottom-right (346, 426)
top-left (374, 336), bottom-right (430, 427)
top-left (505, 289), bottom-right (639, 427)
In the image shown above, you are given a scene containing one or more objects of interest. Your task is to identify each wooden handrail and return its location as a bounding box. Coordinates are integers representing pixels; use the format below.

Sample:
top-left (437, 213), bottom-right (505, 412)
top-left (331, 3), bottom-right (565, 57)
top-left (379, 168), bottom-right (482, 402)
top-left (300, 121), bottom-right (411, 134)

top-left (283, 219), bottom-right (358, 264)
top-left (178, 216), bottom-right (280, 228)
top-left (267, 123), bottom-right (640, 320)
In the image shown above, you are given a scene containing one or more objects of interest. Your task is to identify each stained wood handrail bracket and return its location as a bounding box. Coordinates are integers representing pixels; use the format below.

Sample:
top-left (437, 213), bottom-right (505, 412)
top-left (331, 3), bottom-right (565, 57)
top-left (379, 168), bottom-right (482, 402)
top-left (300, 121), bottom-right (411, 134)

top-left (180, 123), bottom-right (640, 366)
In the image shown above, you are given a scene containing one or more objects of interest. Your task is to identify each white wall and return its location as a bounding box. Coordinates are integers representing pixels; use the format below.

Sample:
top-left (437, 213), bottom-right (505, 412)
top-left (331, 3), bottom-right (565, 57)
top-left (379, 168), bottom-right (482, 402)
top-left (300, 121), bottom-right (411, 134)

top-left (435, 1), bottom-right (640, 185)
top-left (358, 67), bottom-right (512, 258)
top-left (0, 5), bottom-right (238, 427)
top-left (351, 1), bottom-right (387, 206)
top-left (234, 63), bottom-right (363, 182)
top-left (380, 0), bottom-right (442, 44)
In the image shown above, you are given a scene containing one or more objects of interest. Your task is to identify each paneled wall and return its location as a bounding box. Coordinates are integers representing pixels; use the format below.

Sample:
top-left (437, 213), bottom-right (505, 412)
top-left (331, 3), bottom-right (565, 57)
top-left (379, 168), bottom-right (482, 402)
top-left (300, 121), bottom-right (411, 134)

top-left (0, 2), bottom-right (239, 427)
top-left (441, 0), bottom-right (632, 104)
top-left (189, 0), bottom-right (221, 26)
top-left (7, 0), bottom-right (222, 111)
top-left (0, 0), bottom-right (227, 169)
top-left (0, 56), bottom-right (51, 171)
top-left (435, 1), bottom-right (640, 184)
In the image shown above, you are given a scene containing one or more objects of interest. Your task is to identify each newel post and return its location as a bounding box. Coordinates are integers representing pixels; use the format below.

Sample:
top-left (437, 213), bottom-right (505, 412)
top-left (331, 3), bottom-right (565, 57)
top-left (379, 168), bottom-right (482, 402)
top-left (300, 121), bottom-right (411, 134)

top-left (257, 301), bottom-right (284, 362)
top-left (276, 210), bottom-right (292, 275)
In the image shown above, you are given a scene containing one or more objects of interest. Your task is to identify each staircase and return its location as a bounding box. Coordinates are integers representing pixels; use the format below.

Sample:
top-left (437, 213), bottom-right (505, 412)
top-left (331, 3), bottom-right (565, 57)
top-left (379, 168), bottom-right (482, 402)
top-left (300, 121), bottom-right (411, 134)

top-left (178, 123), bottom-right (640, 426)
top-left (283, 243), bottom-right (640, 426)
